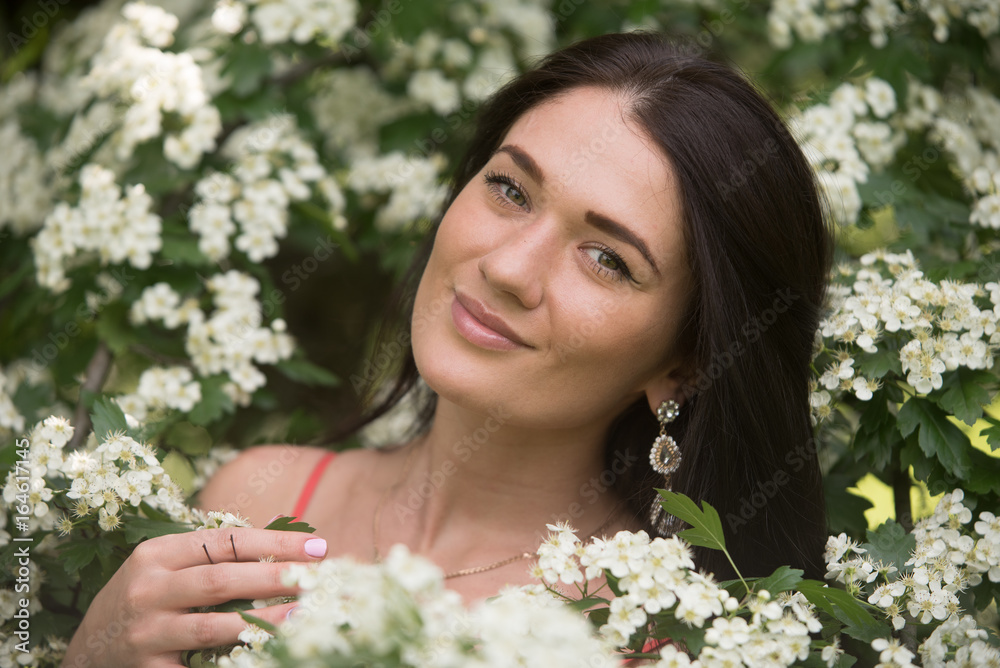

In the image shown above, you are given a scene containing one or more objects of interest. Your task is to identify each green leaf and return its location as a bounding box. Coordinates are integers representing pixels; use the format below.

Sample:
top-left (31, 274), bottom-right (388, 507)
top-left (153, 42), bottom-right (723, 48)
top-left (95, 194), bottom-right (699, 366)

top-left (264, 515), bottom-right (317, 533)
top-left (274, 357), bottom-right (340, 387)
top-left (90, 396), bottom-right (130, 442)
top-left (95, 301), bottom-right (138, 354)
top-left (861, 520), bottom-right (916, 573)
top-left (139, 500), bottom-right (172, 523)
top-left (853, 392), bottom-right (899, 470)
top-left (165, 421), bottom-right (213, 456)
top-left (753, 565), bottom-right (804, 595)
top-left (965, 448), bottom-right (1000, 495)
top-left (584, 606), bottom-right (609, 628)
top-left (222, 42), bottom-right (273, 97)
top-left (59, 538), bottom-right (112, 574)
top-left (649, 615), bottom-right (707, 656)
top-left (161, 232), bottom-right (210, 266)
top-left (0, 261), bottom-right (31, 300)
top-left (188, 375), bottom-right (236, 426)
top-left (123, 516), bottom-right (193, 543)
top-left (896, 398), bottom-right (972, 481)
top-left (214, 598), bottom-right (254, 613)
top-left (655, 490), bottom-right (727, 553)
top-left (934, 369), bottom-right (992, 425)
top-left (797, 580), bottom-right (886, 643)
top-left (856, 349), bottom-right (902, 378)
top-left (239, 610), bottom-right (279, 634)
top-left (982, 424), bottom-right (1000, 452)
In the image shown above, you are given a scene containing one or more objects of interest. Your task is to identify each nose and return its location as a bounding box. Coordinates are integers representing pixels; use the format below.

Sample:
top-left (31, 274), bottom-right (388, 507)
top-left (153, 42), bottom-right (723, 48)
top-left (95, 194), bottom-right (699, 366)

top-left (477, 218), bottom-right (554, 309)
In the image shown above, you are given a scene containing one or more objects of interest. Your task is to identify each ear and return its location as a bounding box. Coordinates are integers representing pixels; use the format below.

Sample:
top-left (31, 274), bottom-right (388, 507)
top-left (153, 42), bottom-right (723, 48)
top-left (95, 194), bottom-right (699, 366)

top-left (642, 363), bottom-right (692, 415)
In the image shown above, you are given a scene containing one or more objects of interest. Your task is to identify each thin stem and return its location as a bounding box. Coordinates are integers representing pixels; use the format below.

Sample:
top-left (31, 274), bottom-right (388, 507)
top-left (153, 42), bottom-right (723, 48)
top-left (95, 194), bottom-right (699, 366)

top-left (724, 551), bottom-right (750, 595)
top-left (892, 449), bottom-right (913, 532)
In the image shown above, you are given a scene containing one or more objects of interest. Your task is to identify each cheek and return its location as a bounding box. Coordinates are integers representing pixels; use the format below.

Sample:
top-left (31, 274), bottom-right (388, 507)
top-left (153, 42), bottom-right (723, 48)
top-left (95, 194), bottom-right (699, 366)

top-left (547, 289), bottom-right (675, 379)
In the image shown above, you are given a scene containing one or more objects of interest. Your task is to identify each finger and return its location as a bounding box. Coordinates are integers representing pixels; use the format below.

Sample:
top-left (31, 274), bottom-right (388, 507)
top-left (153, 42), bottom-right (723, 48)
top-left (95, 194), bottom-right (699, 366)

top-left (244, 600), bottom-right (299, 629)
top-left (159, 604), bottom-right (297, 653)
top-left (158, 562), bottom-right (303, 609)
top-left (147, 528), bottom-right (327, 571)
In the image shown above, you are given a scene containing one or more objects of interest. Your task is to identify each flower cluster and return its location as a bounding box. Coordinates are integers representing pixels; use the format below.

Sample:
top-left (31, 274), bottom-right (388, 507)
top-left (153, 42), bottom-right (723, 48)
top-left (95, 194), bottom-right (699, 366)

top-left (308, 68), bottom-right (414, 155)
top-left (767, 0), bottom-right (1000, 49)
top-left (901, 82), bottom-right (1000, 230)
top-left (189, 114), bottom-right (336, 262)
top-left (0, 113), bottom-right (51, 237)
top-left (218, 0), bottom-right (358, 45)
top-left (117, 366), bottom-right (202, 418)
top-left (196, 509), bottom-right (254, 530)
top-left (84, 2), bottom-right (221, 168)
top-left (788, 77), bottom-right (902, 226)
top-left (536, 524), bottom-right (822, 667)
top-left (1, 417), bottom-right (193, 539)
top-left (219, 543), bottom-right (617, 668)
top-left (825, 490), bottom-right (1000, 666)
top-left (128, 271), bottom-right (295, 408)
top-left (0, 366), bottom-right (26, 436)
top-left (812, 249), bottom-right (997, 418)
top-left (346, 151), bottom-right (449, 233)
top-left (31, 163), bottom-right (161, 292)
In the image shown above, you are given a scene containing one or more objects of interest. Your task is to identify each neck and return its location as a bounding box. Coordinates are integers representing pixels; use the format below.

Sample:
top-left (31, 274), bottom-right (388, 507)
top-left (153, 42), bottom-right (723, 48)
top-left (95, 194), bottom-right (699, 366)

top-left (382, 397), bottom-right (634, 558)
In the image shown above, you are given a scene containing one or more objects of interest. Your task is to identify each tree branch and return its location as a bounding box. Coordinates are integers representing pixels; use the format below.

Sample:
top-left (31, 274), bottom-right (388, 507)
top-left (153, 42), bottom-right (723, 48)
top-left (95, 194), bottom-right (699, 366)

top-left (67, 342), bottom-right (113, 451)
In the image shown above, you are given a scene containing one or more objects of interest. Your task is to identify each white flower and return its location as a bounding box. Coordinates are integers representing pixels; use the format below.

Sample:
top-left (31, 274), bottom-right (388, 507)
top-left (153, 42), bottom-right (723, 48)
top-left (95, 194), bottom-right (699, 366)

top-left (407, 69), bottom-right (462, 116)
top-left (212, 0), bottom-right (247, 34)
top-left (703, 616), bottom-right (749, 650)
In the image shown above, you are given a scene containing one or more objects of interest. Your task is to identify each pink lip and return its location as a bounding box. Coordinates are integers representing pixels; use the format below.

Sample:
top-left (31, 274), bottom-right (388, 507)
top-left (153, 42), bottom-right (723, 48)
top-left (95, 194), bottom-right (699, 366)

top-left (452, 292), bottom-right (531, 351)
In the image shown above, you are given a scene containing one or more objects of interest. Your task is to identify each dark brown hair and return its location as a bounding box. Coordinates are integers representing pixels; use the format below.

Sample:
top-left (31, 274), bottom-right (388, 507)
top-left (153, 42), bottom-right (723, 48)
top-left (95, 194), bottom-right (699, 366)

top-left (344, 31), bottom-right (832, 580)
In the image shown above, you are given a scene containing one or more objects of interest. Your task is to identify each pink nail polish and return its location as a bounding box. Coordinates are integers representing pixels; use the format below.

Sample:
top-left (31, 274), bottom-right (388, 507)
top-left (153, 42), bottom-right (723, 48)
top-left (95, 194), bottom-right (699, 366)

top-left (285, 605), bottom-right (299, 620)
top-left (304, 538), bottom-right (327, 558)
top-left (267, 514), bottom-right (283, 524)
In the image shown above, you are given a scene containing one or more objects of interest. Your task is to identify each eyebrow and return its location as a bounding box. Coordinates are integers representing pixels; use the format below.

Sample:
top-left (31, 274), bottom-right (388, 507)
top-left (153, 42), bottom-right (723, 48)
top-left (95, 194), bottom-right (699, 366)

top-left (495, 144), bottom-right (545, 185)
top-left (585, 211), bottom-right (660, 276)
top-left (492, 143), bottom-right (661, 276)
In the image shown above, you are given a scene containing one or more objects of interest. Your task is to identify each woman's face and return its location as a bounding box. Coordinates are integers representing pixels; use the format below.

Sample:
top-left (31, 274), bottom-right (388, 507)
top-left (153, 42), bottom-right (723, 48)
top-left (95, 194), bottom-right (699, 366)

top-left (412, 86), bottom-right (692, 430)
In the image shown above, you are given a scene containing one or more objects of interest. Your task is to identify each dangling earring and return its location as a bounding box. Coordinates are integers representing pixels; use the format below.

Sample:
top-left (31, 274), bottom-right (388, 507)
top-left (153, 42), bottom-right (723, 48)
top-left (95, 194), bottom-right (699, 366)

top-left (649, 399), bottom-right (681, 535)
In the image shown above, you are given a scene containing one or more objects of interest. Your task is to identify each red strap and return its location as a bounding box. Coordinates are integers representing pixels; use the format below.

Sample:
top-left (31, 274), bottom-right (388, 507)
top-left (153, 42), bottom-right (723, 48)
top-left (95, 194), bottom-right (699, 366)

top-left (291, 451), bottom-right (336, 520)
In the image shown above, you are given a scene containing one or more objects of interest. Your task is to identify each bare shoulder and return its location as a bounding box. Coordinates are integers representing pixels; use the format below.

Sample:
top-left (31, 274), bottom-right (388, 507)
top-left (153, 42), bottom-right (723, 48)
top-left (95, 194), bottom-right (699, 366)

top-left (194, 445), bottom-right (327, 522)
top-left (194, 444), bottom-right (388, 526)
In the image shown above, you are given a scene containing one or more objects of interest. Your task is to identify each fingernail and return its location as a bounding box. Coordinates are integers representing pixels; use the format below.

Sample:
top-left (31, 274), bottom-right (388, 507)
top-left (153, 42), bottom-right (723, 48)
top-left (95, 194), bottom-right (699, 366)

top-left (285, 605), bottom-right (299, 620)
top-left (267, 514), bottom-right (283, 524)
top-left (304, 538), bottom-right (327, 558)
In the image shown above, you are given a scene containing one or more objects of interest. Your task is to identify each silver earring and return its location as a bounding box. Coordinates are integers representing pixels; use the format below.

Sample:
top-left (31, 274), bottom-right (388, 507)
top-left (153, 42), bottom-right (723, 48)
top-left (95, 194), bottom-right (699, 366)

top-left (649, 399), bottom-right (681, 534)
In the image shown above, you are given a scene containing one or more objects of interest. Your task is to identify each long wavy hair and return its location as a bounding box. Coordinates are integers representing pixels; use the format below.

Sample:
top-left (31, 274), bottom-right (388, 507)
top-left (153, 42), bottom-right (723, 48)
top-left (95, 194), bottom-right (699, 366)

top-left (337, 31), bottom-right (833, 581)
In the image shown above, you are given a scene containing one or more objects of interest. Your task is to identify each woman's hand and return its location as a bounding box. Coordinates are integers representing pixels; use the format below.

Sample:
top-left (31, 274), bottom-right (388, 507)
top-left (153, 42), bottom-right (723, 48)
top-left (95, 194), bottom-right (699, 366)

top-left (61, 527), bottom-right (327, 668)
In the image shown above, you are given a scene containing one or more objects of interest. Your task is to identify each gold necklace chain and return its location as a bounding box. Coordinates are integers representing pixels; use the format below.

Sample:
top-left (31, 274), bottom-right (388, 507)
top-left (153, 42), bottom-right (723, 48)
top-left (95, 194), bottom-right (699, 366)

top-left (371, 441), bottom-right (621, 580)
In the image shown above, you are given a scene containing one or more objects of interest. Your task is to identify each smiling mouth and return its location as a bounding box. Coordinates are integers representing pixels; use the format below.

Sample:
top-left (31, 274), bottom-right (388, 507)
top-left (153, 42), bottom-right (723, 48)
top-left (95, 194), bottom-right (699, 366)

top-left (451, 292), bottom-right (531, 351)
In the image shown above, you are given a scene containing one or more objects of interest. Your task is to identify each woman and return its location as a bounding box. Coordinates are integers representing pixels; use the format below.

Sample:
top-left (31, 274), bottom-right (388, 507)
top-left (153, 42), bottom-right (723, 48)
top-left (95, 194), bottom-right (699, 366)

top-left (62, 31), bottom-right (831, 666)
